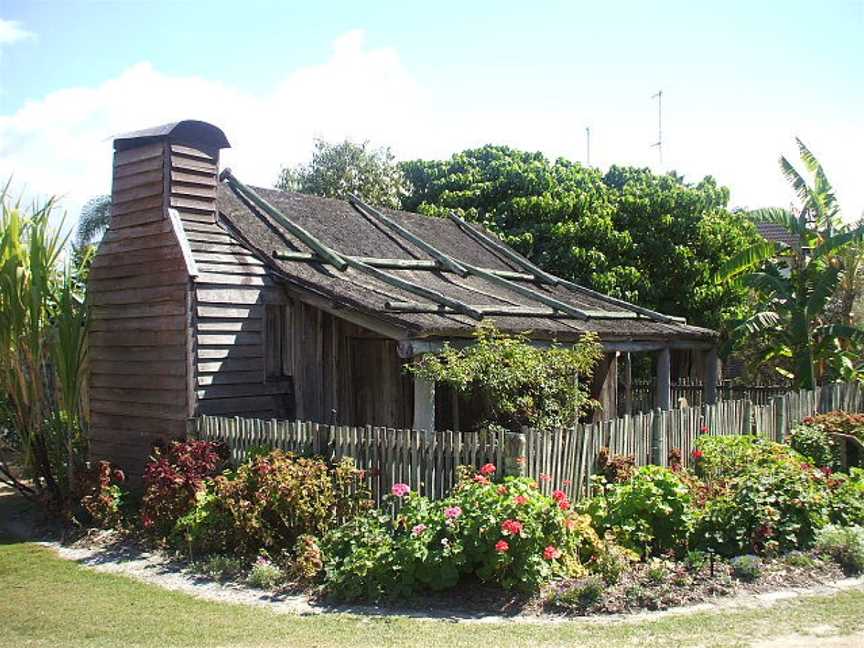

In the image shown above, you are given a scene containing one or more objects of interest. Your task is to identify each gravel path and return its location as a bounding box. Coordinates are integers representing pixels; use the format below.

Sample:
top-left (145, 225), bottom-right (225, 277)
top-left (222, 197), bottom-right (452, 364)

top-left (44, 534), bottom-right (864, 627)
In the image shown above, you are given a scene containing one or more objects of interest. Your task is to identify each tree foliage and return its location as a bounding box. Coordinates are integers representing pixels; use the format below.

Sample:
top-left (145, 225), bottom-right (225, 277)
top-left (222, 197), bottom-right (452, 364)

top-left (408, 324), bottom-right (603, 432)
top-left (718, 141), bottom-right (864, 387)
top-left (76, 194), bottom-right (111, 247)
top-left (276, 138), bottom-right (410, 209)
top-left (401, 146), bottom-right (758, 330)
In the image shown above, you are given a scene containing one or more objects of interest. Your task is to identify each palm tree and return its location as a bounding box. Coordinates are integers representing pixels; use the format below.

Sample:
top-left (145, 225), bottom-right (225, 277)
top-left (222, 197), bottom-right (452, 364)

top-left (75, 194), bottom-right (110, 247)
top-left (719, 140), bottom-right (864, 389)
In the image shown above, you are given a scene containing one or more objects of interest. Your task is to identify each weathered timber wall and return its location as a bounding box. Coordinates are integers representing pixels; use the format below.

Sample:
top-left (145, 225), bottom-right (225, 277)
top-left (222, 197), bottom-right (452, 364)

top-left (88, 141), bottom-right (194, 474)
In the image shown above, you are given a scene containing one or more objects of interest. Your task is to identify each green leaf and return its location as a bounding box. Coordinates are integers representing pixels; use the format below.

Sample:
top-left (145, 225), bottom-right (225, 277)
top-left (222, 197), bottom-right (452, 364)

top-left (716, 240), bottom-right (779, 281)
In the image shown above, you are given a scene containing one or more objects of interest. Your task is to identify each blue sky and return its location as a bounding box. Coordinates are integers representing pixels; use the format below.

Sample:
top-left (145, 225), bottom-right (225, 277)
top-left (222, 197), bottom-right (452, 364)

top-left (1, 0), bottom-right (862, 224)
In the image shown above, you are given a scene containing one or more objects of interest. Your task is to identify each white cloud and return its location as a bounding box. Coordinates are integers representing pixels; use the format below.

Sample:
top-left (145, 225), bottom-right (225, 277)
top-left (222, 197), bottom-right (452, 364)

top-left (1, 28), bottom-right (862, 231)
top-left (0, 18), bottom-right (33, 45)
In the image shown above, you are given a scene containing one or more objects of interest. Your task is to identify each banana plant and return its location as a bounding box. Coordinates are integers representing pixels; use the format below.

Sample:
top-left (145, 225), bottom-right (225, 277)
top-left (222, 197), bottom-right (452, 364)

top-left (719, 208), bottom-right (864, 389)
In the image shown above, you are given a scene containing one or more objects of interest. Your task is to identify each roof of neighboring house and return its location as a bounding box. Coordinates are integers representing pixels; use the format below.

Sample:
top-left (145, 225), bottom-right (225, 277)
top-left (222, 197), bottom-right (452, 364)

top-left (756, 222), bottom-right (800, 248)
top-left (213, 180), bottom-right (717, 343)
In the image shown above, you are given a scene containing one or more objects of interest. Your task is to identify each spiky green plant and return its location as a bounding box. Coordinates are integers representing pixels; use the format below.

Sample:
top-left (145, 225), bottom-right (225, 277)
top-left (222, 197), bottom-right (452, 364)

top-left (0, 182), bottom-right (90, 508)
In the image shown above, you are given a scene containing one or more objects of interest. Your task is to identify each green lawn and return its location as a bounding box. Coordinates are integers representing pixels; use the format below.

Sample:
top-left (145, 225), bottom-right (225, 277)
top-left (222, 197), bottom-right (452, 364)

top-left (1, 538), bottom-right (863, 648)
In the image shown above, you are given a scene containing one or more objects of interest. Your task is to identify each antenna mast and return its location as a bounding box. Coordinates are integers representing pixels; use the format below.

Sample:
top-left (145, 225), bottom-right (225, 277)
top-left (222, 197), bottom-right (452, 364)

top-left (585, 126), bottom-right (591, 165)
top-left (651, 90), bottom-right (663, 164)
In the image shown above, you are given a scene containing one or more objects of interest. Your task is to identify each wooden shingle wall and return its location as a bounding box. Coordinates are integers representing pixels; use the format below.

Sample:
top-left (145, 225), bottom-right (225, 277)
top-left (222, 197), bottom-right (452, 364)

top-left (171, 144), bottom-right (291, 420)
top-left (88, 141), bottom-right (194, 474)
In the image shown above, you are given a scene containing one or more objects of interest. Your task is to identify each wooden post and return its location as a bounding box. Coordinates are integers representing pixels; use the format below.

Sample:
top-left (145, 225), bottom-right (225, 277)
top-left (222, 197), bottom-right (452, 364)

top-left (624, 352), bottom-right (633, 415)
top-left (703, 347), bottom-right (719, 405)
top-left (412, 371), bottom-right (436, 434)
top-left (650, 408), bottom-right (665, 465)
top-left (773, 396), bottom-right (787, 443)
top-left (743, 400), bottom-right (754, 435)
top-left (656, 347), bottom-right (672, 411)
top-left (504, 430), bottom-right (528, 477)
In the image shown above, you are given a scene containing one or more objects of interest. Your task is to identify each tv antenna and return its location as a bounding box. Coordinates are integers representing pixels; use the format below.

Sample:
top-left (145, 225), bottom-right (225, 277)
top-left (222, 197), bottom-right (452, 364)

top-left (585, 127), bottom-right (591, 165)
top-left (651, 90), bottom-right (663, 164)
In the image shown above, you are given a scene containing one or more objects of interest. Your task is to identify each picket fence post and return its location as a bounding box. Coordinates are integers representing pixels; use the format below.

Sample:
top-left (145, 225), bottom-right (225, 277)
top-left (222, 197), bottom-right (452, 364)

top-left (650, 408), bottom-right (665, 465)
top-left (504, 429), bottom-right (528, 477)
top-left (773, 396), bottom-right (787, 442)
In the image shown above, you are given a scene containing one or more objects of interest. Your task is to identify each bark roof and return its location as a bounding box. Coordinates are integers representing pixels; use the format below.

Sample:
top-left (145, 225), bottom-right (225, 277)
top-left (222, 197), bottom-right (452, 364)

top-left (216, 182), bottom-right (716, 343)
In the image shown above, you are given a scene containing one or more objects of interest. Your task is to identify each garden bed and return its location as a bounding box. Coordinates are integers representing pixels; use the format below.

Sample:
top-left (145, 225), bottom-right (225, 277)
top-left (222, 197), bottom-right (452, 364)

top-left (43, 525), bottom-right (854, 620)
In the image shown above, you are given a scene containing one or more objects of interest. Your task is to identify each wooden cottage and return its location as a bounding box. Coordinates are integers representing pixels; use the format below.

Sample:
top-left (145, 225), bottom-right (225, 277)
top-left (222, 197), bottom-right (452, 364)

top-left (87, 120), bottom-right (719, 475)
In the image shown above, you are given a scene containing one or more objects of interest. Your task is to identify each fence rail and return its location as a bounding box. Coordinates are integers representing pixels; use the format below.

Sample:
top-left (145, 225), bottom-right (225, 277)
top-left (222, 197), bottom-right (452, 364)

top-left (623, 379), bottom-right (790, 413)
top-left (197, 382), bottom-right (864, 505)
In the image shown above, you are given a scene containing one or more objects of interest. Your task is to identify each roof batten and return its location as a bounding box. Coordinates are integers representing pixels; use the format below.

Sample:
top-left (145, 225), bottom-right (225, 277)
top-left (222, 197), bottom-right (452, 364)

top-left (349, 194), bottom-right (470, 277)
top-left (222, 169), bottom-right (349, 271)
top-left (448, 211), bottom-right (560, 286)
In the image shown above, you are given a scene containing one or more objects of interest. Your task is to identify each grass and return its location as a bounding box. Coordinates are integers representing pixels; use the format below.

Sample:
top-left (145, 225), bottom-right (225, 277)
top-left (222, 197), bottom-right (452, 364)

top-left (1, 537), bottom-right (864, 648)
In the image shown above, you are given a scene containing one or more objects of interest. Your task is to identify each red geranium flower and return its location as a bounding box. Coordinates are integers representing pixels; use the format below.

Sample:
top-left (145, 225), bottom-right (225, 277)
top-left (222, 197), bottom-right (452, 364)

top-left (691, 449), bottom-right (704, 460)
top-left (480, 463), bottom-right (496, 476)
top-left (495, 539), bottom-right (510, 553)
top-left (552, 489), bottom-right (567, 502)
top-left (501, 519), bottom-right (524, 536)
top-left (700, 425), bottom-right (709, 434)
top-left (514, 495), bottom-right (528, 505)
top-left (558, 500), bottom-right (571, 511)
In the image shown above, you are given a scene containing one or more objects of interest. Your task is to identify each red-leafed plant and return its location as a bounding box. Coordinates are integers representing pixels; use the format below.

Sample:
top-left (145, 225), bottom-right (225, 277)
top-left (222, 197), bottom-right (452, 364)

top-left (78, 460), bottom-right (127, 529)
top-left (140, 440), bottom-right (228, 536)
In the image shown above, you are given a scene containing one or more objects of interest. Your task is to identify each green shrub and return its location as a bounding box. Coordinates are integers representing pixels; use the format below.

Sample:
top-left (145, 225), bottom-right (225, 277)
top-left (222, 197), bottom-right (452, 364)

top-left (693, 435), bottom-right (801, 482)
top-left (826, 468), bottom-right (864, 527)
top-left (803, 412), bottom-right (864, 443)
top-left (695, 458), bottom-right (830, 556)
top-left (553, 575), bottom-right (604, 609)
top-left (188, 554), bottom-right (246, 581)
top-left (246, 555), bottom-right (284, 589)
top-left (730, 554), bottom-right (762, 581)
top-left (77, 460), bottom-right (127, 529)
top-left (175, 450), bottom-right (371, 556)
top-left (646, 558), bottom-right (671, 584)
top-left (585, 465), bottom-right (694, 558)
top-left (592, 537), bottom-right (638, 585)
top-left (789, 423), bottom-right (842, 471)
top-left (321, 467), bottom-right (602, 600)
top-left (783, 551), bottom-right (817, 569)
top-left (814, 525), bottom-right (864, 574)
top-left (140, 440), bottom-right (228, 537)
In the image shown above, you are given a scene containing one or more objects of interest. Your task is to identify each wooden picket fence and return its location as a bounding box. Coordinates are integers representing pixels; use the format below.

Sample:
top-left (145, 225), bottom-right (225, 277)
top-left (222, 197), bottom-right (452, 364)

top-left (195, 416), bottom-right (503, 507)
top-left (196, 382), bottom-right (864, 505)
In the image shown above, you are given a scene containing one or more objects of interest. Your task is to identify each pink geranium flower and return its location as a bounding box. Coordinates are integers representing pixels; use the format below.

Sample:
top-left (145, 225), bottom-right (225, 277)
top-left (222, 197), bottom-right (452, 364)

top-left (391, 483), bottom-right (410, 497)
top-left (444, 506), bottom-right (463, 519)
top-left (552, 489), bottom-right (567, 502)
top-left (543, 545), bottom-right (561, 560)
top-left (474, 474), bottom-right (490, 485)
top-left (411, 524), bottom-right (428, 536)
top-left (480, 463), bottom-right (496, 476)
top-left (514, 495), bottom-right (528, 505)
top-left (495, 539), bottom-right (509, 553)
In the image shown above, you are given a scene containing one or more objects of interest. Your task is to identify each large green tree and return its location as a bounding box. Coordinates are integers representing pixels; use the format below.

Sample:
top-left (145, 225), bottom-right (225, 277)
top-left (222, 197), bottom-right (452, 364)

top-left (276, 138), bottom-right (410, 209)
top-left (401, 146), bottom-right (758, 330)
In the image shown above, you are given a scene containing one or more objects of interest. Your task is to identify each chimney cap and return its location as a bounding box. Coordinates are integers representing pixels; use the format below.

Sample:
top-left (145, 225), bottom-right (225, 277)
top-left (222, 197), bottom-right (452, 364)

top-left (113, 120), bottom-right (230, 152)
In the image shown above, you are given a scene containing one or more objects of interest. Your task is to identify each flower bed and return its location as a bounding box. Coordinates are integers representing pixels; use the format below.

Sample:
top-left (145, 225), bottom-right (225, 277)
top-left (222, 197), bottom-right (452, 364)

top-left (77, 425), bottom-right (864, 616)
